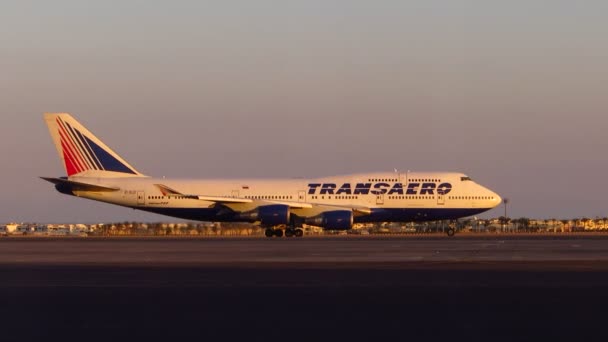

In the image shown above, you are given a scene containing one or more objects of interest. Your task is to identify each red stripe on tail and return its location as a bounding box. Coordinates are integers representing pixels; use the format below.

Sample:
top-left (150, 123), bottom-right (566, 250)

top-left (62, 147), bottom-right (79, 176)
top-left (60, 139), bottom-right (81, 176)
top-left (56, 119), bottom-right (88, 173)
top-left (58, 129), bottom-right (85, 173)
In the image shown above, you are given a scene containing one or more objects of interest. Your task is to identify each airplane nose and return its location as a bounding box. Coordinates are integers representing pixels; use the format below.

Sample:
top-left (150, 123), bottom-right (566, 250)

top-left (481, 185), bottom-right (502, 208)
top-left (493, 192), bottom-right (502, 207)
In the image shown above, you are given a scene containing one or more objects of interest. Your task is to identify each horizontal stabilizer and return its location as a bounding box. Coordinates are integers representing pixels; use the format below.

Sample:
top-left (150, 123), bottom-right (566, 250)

top-left (41, 177), bottom-right (120, 192)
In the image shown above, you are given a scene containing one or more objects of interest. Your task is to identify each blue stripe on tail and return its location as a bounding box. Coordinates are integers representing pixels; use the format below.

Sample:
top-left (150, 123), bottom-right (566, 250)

top-left (73, 128), bottom-right (103, 170)
top-left (83, 135), bottom-right (136, 174)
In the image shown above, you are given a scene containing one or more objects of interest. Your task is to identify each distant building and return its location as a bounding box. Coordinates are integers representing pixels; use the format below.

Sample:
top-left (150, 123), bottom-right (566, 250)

top-left (47, 224), bottom-right (70, 235)
top-left (5, 223), bottom-right (22, 234)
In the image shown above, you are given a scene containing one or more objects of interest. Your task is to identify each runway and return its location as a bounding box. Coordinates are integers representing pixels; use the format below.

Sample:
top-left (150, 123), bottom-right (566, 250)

top-left (1, 236), bottom-right (608, 341)
top-left (2, 235), bottom-right (608, 265)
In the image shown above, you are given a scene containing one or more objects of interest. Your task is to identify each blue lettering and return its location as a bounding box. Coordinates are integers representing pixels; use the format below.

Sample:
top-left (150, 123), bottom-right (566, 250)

top-left (354, 183), bottom-right (372, 195)
top-left (336, 183), bottom-right (352, 195)
top-left (437, 183), bottom-right (452, 195)
top-left (406, 183), bottom-right (420, 195)
top-left (320, 183), bottom-right (337, 195)
top-left (387, 183), bottom-right (404, 195)
top-left (308, 183), bottom-right (321, 195)
top-left (420, 183), bottom-right (436, 195)
top-left (371, 183), bottom-right (390, 195)
top-left (309, 181), bottom-right (452, 196)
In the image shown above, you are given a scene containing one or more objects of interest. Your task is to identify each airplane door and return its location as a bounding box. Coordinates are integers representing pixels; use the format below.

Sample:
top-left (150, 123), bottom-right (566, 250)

top-left (376, 194), bottom-right (384, 205)
top-left (231, 190), bottom-right (240, 198)
top-left (137, 191), bottom-right (145, 205)
top-left (437, 193), bottom-right (445, 205)
top-left (298, 190), bottom-right (306, 202)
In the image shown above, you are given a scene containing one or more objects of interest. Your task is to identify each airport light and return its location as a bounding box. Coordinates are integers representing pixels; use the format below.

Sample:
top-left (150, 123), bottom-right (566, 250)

top-left (503, 198), bottom-right (509, 232)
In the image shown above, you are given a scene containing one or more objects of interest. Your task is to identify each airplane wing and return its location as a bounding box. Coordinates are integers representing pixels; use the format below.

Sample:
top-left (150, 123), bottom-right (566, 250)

top-left (291, 203), bottom-right (372, 217)
top-left (155, 184), bottom-right (370, 215)
top-left (196, 195), bottom-right (318, 208)
top-left (195, 195), bottom-right (253, 204)
top-left (350, 206), bottom-right (373, 215)
top-left (153, 186), bottom-right (250, 204)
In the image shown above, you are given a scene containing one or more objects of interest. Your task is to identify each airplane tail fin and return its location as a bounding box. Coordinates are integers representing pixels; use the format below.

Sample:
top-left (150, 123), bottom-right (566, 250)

top-left (44, 113), bottom-right (146, 178)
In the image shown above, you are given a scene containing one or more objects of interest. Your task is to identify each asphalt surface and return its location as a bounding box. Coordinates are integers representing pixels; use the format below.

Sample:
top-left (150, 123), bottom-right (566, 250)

top-left (1, 236), bottom-right (608, 341)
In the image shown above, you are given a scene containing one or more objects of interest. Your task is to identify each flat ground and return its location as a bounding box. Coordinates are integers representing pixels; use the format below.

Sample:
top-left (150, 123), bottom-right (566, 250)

top-left (1, 236), bottom-right (607, 341)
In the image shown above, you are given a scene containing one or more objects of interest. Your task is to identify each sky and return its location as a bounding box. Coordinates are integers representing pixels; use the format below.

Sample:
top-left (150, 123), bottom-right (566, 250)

top-left (1, 0), bottom-right (607, 223)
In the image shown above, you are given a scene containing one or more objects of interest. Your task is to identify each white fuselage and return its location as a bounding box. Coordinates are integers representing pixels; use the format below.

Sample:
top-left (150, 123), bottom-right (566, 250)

top-left (43, 113), bottom-right (502, 231)
top-left (68, 171), bottom-right (501, 223)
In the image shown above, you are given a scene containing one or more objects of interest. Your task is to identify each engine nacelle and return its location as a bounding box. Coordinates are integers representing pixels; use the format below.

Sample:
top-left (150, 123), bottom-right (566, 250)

top-left (238, 205), bottom-right (290, 226)
top-left (54, 183), bottom-right (76, 196)
top-left (305, 210), bottom-right (353, 230)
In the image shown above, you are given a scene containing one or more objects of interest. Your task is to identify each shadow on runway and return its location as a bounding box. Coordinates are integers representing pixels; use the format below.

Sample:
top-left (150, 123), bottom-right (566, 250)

top-left (0, 264), bottom-right (606, 341)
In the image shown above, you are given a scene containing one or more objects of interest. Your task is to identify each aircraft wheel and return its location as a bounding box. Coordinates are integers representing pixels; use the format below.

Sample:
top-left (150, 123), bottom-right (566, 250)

top-left (285, 229), bottom-right (294, 238)
top-left (274, 229), bottom-right (284, 238)
top-left (294, 229), bottom-right (304, 238)
top-left (265, 229), bottom-right (274, 238)
top-left (446, 228), bottom-right (455, 237)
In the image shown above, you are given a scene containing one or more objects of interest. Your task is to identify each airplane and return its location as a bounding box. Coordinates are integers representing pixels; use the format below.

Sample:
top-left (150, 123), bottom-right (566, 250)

top-left (41, 113), bottom-right (502, 237)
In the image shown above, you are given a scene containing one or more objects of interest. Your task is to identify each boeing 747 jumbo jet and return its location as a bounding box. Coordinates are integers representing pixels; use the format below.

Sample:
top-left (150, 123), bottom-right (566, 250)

top-left (42, 113), bottom-right (501, 237)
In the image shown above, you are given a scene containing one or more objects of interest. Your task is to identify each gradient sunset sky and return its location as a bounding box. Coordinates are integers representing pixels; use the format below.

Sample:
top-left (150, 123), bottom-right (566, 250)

top-left (1, 0), bottom-right (607, 222)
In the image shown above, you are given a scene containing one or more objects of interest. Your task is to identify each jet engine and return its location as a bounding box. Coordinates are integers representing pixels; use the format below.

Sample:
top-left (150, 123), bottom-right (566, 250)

top-left (305, 210), bottom-right (353, 230)
top-left (238, 205), bottom-right (290, 226)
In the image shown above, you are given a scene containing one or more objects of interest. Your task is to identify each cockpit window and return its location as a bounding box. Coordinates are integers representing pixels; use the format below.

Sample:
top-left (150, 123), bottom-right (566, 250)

top-left (461, 176), bottom-right (472, 181)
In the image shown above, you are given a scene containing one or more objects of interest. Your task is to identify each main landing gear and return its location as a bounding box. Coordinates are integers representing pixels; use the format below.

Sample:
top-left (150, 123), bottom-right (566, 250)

top-left (265, 228), bottom-right (304, 238)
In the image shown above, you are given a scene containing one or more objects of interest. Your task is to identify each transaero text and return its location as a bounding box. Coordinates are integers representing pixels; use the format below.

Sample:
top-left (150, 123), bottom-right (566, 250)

top-left (307, 183), bottom-right (453, 196)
